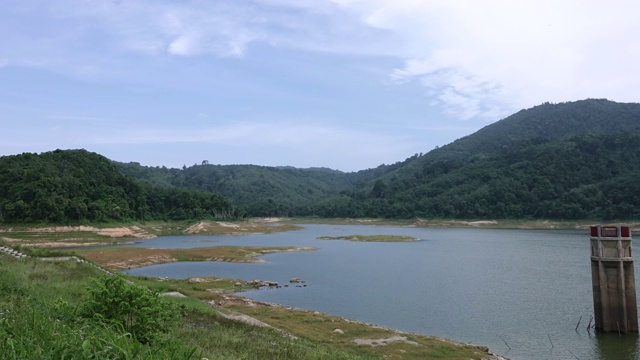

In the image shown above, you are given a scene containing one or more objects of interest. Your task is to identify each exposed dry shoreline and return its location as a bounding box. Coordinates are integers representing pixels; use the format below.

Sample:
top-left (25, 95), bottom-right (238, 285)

top-left (3, 217), bottom-right (638, 248)
top-left (283, 217), bottom-right (640, 231)
top-left (210, 294), bottom-right (508, 360)
top-left (0, 219), bottom-right (302, 248)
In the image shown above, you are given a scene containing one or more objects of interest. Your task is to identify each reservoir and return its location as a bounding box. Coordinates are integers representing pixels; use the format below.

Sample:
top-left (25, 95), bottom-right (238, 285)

top-left (124, 224), bottom-right (640, 360)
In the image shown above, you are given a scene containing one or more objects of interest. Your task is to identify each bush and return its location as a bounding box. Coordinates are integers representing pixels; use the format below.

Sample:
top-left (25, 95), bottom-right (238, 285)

top-left (1, 297), bottom-right (196, 359)
top-left (80, 273), bottom-right (178, 344)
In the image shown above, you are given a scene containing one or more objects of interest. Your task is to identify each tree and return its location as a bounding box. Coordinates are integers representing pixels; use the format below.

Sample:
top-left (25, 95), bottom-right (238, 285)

top-left (369, 179), bottom-right (387, 198)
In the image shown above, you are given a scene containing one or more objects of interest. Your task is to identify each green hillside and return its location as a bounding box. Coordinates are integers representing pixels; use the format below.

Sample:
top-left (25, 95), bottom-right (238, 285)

top-left (323, 99), bottom-right (640, 219)
top-left (366, 99), bottom-right (640, 184)
top-left (114, 161), bottom-right (399, 217)
top-left (321, 130), bottom-right (640, 219)
top-left (0, 149), bottom-right (243, 223)
top-left (6, 99), bottom-right (639, 222)
top-left (113, 99), bottom-right (640, 221)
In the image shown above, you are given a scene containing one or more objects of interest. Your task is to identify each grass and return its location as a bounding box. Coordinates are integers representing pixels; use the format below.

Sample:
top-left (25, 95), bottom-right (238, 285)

top-left (0, 253), bottom-right (498, 359)
top-left (0, 256), bottom-right (197, 359)
top-left (224, 304), bottom-right (490, 360)
top-left (135, 276), bottom-right (255, 300)
top-left (173, 307), bottom-right (377, 360)
top-left (0, 254), bottom-right (373, 359)
top-left (317, 235), bottom-right (419, 242)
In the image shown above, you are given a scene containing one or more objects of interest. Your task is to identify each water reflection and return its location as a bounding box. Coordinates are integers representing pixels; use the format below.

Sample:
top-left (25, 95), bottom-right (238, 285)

top-left (595, 332), bottom-right (639, 360)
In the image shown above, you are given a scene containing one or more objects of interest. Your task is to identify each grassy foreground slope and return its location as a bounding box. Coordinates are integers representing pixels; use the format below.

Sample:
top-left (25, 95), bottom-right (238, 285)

top-left (0, 253), bottom-right (498, 360)
top-left (0, 254), bottom-right (372, 359)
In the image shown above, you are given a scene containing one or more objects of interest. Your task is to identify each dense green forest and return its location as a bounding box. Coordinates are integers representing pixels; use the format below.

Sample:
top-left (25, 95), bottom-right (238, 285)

top-left (307, 99), bottom-right (640, 219)
top-left (0, 149), bottom-right (243, 223)
top-left (115, 99), bottom-right (640, 220)
top-left (314, 130), bottom-right (640, 219)
top-left (3, 99), bottom-right (640, 222)
top-left (114, 160), bottom-right (405, 216)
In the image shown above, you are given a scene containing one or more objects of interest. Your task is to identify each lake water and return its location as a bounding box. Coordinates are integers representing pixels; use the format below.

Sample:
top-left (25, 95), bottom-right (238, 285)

top-left (124, 224), bottom-right (640, 360)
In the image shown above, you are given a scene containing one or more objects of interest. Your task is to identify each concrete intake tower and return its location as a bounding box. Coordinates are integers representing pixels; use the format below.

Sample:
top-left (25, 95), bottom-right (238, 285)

top-left (590, 225), bottom-right (638, 333)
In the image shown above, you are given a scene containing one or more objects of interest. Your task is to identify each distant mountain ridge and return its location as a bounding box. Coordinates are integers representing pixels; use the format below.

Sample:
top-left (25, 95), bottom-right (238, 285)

top-left (115, 98), bottom-right (640, 220)
top-left (0, 149), bottom-right (242, 224)
top-left (4, 98), bottom-right (640, 221)
top-left (114, 161), bottom-right (399, 216)
top-left (323, 99), bottom-right (640, 219)
top-left (392, 99), bottom-right (640, 172)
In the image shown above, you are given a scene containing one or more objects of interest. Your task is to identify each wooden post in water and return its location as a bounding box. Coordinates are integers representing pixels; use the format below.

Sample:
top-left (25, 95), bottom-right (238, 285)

top-left (590, 225), bottom-right (638, 333)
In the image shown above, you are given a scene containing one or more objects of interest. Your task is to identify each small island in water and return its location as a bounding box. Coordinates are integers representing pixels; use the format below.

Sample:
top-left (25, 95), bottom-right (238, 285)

top-left (317, 234), bottom-right (419, 242)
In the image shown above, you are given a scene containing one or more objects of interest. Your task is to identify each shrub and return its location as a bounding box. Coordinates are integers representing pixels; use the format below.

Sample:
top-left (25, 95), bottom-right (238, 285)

top-left (80, 273), bottom-right (178, 344)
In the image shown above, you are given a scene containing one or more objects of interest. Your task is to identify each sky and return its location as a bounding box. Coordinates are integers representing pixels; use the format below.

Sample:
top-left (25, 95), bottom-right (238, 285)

top-left (1, 1), bottom-right (638, 172)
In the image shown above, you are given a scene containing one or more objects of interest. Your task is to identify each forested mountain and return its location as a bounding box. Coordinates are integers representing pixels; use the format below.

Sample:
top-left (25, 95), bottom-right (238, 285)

top-left (318, 99), bottom-right (640, 219)
top-left (0, 150), bottom-right (243, 223)
top-left (363, 99), bottom-right (640, 185)
top-left (114, 161), bottom-right (402, 216)
top-left (113, 99), bottom-right (640, 220)
top-left (4, 99), bottom-right (640, 222)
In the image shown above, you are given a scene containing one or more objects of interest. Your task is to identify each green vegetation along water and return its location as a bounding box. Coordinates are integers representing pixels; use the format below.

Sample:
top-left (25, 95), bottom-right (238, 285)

top-left (0, 249), bottom-right (493, 359)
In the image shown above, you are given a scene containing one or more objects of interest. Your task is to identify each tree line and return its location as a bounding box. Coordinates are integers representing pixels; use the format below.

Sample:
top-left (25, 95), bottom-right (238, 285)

top-left (308, 130), bottom-right (640, 220)
top-left (4, 100), bottom-right (640, 222)
top-left (0, 149), bottom-right (244, 224)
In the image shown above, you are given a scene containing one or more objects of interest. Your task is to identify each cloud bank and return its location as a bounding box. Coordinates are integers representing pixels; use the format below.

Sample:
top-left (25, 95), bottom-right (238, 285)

top-left (4, 0), bottom-right (638, 122)
top-left (351, 0), bottom-right (640, 119)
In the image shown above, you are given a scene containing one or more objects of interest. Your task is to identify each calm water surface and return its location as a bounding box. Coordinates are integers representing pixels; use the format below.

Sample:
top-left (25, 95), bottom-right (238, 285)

top-left (124, 225), bottom-right (640, 360)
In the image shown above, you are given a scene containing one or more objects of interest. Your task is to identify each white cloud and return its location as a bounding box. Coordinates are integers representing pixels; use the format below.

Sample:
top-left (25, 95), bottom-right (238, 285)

top-left (338, 0), bottom-right (640, 119)
top-left (3, 0), bottom-right (640, 125)
top-left (167, 35), bottom-right (199, 56)
top-left (4, 0), bottom-right (394, 63)
top-left (392, 64), bottom-right (511, 120)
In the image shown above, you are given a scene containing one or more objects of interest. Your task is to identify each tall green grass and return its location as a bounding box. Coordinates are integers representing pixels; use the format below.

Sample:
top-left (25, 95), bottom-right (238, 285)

top-left (0, 255), bottom-right (375, 359)
top-left (0, 257), bottom-right (196, 359)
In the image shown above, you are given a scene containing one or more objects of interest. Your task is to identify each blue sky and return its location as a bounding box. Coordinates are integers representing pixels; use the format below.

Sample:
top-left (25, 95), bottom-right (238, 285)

top-left (1, 1), bottom-right (638, 171)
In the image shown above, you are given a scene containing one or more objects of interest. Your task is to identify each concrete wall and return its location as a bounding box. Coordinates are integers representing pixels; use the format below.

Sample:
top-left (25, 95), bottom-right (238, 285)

top-left (590, 226), bottom-right (638, 333)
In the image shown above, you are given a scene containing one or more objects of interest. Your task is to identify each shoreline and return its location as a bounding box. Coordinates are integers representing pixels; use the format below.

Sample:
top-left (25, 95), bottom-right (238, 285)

top-left (0, 218), bottom-right (614, 359)
top-left (212, 293), bottom-right (509, 360)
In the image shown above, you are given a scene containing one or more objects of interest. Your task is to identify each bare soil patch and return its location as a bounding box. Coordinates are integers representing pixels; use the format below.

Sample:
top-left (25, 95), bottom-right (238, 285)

top-left (16, 225), bottom-right (152, 238)
top-left (183, 220), bottom-right (302, 235)
top-left (159, 291), bottom-right (187, 298)
top-left (353, 335), bottom-right (419, 347)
